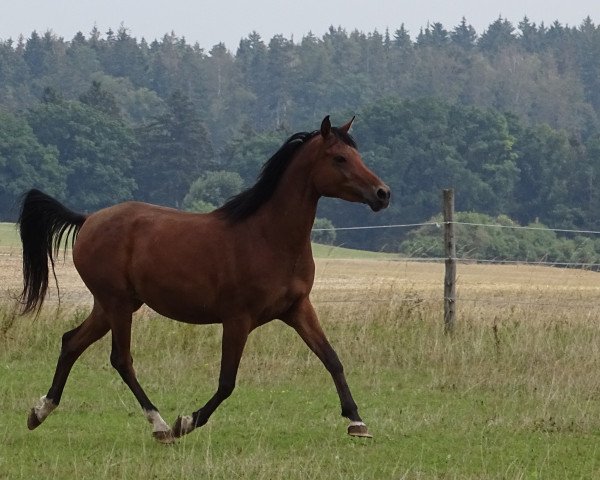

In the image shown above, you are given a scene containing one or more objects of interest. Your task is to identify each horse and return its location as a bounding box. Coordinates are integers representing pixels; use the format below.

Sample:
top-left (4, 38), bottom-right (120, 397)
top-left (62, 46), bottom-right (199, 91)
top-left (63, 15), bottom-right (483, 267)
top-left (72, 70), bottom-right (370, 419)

top-left (19, 116), bottom-right (390, 443)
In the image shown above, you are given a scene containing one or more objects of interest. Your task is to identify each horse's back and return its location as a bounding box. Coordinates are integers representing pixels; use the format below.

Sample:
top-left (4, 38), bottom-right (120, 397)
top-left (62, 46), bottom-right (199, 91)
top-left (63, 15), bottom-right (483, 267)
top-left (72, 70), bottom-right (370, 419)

top-left (74, 201), bottom-right (184, 265)
top-left (73, 202), bottom-right (220, 306)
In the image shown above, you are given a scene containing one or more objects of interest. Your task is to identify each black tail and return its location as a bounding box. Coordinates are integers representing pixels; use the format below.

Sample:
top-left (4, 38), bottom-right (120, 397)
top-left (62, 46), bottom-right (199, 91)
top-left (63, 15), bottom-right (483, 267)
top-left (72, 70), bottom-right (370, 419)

top-left (18, 189), bottom-right (87, 314)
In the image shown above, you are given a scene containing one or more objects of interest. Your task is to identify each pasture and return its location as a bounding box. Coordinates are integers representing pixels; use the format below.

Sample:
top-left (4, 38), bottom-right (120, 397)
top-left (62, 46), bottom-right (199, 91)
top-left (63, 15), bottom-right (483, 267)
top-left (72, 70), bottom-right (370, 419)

top-left (1, 223), bottom-right (600, 479)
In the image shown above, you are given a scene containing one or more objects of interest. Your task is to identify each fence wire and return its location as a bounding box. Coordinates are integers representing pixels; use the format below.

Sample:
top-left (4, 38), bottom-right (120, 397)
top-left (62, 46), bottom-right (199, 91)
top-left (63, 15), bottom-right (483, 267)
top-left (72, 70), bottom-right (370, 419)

top-left (452, 221), bottom-right (600, 236)
top-left (312, 220), bottom-right (600, 236)
top-left (312, 220), bottom-right (600, 268)
top-left (312, 222), bottom-right (438, 232)
top-left (311, 219), bottom-right (600, 311)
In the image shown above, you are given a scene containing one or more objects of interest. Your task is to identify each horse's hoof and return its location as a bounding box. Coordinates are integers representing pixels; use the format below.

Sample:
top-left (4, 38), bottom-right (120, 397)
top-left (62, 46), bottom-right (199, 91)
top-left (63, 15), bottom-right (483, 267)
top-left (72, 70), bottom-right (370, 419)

top-left (172, 415), bottom-right (194, 438)
top-left (27, 409), bottom-right (42, 431)
top-left (172, 416), bottom-right (184, 438)
top-left (152, 429), bottom-right (176, 444)
top-left (347, 422), bottom-right (373, 438)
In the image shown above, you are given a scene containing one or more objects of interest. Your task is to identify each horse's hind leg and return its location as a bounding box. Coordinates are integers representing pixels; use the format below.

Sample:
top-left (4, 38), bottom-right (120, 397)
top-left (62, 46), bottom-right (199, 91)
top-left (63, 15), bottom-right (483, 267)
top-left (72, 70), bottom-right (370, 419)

top-left (108, 308), bottom-right (174, 443)
top-left (28, 304), bottom-right (110, 430)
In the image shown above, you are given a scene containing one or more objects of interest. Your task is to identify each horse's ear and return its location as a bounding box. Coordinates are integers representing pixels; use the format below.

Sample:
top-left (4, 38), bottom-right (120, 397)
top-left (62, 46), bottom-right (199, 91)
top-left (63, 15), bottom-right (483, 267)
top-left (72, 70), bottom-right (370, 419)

top-left (339, 116), bottom-right (355, 134)
top-left (320, 115), bottom-right (331, 137)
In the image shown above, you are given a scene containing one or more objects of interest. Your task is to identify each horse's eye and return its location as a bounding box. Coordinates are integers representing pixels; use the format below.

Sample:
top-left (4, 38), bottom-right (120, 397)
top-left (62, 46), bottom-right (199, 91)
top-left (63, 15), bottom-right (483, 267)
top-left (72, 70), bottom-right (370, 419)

top-left (334, 156), bottom-right (346, 164)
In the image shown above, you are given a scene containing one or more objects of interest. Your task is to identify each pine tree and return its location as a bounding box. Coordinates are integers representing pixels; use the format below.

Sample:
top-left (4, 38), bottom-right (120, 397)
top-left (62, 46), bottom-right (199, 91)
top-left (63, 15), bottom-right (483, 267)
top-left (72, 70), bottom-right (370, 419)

top-left (135, 90), bottom-right (213, 207)
top-left (79, 80), bottom-right (121, 117)
top-left (451, 17), bottom-right (477, 49)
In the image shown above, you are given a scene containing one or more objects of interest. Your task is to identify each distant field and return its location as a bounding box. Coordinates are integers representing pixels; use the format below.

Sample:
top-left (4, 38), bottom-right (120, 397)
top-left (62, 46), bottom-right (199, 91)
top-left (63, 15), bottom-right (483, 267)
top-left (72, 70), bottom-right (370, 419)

top-left (311, 242), bottom-right (400, 260)
top-left (0, 222), bottom-right (18, 248)
top-left (2, 232), bottom-right (600, 479)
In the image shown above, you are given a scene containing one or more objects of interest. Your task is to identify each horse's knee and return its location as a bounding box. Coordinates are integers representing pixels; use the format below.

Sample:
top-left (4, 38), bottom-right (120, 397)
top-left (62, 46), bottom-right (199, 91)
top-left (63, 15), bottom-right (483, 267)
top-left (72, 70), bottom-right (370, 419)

top-left (110, 350), bottom-right (132, 375)
top-left (326, 355), bottom-right (344, 377)
top-left (109, 349), bottom-right (119, 369)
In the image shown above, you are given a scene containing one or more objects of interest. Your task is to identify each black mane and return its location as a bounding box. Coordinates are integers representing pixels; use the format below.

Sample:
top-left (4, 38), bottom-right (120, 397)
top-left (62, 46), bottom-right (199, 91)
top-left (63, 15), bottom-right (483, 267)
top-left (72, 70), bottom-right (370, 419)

top-left (216, 127), bottom-right (357, 222)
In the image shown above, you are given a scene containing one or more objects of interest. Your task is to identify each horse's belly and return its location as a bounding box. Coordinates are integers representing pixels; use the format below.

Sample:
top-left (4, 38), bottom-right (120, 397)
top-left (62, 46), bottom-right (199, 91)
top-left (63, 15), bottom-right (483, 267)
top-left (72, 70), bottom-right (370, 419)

top-left (142, 293), bottom-right (222, 325)
top-left (246, 281), bottom-right (310, 324)
top-left (140, 278), bottom-right (308, 326)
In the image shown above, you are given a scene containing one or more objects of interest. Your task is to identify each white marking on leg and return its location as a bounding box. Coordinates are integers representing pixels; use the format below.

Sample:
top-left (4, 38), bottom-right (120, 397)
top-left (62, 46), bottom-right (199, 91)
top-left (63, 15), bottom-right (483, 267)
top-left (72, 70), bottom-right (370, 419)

top-left (33, 395), bottom-right (57, 423)
top-left (179, 415), bottom-right (194, 435)
top-left (348, 421), bottom-right (367, 428)
top-left (144, 409), bottom-right (170, 433)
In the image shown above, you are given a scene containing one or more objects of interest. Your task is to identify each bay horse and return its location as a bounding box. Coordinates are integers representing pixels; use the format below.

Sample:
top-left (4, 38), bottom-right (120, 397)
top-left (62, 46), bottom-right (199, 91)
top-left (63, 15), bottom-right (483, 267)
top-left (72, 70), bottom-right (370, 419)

top-left (19, 116), bottom-right (390, 443)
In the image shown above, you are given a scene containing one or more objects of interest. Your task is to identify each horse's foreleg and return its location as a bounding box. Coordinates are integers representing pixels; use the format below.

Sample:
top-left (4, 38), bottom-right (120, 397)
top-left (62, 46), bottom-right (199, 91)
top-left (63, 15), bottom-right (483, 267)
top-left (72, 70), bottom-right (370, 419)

top-left (172, 318), bottom-right (250, 438)
top-left (109, 312), bottom-right (174, 444)
top-left (283, 298), bottom-right (372, 438)
top-left (28, 305), bottom-right (110, 430)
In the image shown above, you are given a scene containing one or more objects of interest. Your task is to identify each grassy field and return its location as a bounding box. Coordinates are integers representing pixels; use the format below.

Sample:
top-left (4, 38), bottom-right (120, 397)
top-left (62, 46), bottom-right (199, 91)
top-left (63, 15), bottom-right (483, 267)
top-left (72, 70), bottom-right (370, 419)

top-left (2, 235), bottom-right (600, 478)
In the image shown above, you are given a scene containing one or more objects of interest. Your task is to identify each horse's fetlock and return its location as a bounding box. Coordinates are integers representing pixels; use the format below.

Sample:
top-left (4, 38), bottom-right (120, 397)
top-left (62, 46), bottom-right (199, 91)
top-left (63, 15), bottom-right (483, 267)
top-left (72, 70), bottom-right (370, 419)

top-left (341, 404), bottom-right (359, 419)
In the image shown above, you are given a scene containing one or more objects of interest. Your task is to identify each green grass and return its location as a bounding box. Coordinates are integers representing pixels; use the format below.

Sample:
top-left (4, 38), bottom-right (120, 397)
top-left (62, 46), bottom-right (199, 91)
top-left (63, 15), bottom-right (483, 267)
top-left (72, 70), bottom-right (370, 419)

top-left (2, 300), bottom-right (600, 479)
top-left (312, 243), bottom-right (400, 259)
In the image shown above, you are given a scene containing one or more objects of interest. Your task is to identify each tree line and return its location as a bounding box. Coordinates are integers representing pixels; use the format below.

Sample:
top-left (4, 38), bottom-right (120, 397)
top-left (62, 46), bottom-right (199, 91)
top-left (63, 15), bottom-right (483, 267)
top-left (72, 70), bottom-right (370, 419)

top-left (1, 17), bottom-right (600, 251)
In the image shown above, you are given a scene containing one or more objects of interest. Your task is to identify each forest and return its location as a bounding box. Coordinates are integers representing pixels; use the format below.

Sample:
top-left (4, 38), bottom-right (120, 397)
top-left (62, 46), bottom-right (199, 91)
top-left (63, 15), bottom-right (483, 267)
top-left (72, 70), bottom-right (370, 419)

top-left (1, 16), bottom-right (600, 252)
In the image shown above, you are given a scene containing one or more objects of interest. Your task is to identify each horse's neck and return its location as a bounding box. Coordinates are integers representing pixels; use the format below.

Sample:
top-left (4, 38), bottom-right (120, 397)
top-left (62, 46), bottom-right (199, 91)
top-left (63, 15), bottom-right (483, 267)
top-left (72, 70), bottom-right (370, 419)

top-left (253, 160), bottom-right (319, 254)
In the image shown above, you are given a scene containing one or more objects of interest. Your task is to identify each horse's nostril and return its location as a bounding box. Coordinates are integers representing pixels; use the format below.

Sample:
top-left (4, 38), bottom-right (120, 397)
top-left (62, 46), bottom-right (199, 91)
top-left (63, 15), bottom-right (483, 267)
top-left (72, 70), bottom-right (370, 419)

top-left (376, 188), bottom-right (390, 201)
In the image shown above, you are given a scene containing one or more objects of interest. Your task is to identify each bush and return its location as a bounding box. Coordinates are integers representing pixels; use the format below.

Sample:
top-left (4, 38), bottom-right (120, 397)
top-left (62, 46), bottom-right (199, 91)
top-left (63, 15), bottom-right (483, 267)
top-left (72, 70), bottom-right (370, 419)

top-left (399, 212), bottom-right (600, 265)
top-left (183, 170), bottom-right (243, 211)
top-left (311, 218), bottom-right (336, 245)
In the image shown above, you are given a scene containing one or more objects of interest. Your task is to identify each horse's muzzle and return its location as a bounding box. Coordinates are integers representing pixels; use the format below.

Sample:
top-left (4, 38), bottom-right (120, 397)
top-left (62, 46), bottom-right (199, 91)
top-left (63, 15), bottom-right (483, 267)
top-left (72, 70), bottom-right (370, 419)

top-left (367, 186), bottom-right (391, 212)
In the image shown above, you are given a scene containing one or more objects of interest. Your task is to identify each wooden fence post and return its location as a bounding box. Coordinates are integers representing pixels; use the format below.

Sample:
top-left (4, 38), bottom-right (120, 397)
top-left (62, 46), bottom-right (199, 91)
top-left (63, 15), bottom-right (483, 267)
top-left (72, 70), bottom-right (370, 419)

top-left (443, 189), bottom-right (456, 333)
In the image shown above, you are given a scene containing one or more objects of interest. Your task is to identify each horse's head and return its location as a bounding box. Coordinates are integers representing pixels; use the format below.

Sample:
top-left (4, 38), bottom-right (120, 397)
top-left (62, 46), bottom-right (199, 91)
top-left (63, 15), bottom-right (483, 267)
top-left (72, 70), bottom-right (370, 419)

top-left (311, 116), bottom-right (390, 212)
